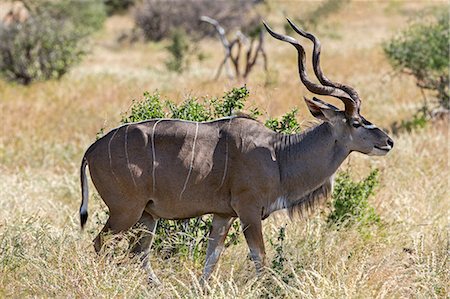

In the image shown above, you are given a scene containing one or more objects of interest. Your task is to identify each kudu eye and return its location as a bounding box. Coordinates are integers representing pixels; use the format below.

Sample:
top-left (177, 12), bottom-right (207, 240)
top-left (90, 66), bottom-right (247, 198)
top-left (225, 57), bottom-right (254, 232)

top-left (352, 122), bottom-right (361, 128)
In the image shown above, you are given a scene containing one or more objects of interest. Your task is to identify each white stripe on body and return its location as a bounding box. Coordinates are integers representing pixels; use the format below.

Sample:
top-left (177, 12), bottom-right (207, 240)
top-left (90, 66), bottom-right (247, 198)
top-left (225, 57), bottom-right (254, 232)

top-left (179, 122), bottom-right (199, 200)
top-left (108, 129), bottom-right (121, 183)
top-left (216, 118), bottom-right (233, 191)
top-left (151, 119), bottom-right (165, 194)
top-left (124, 125), bottom-right (137, 187)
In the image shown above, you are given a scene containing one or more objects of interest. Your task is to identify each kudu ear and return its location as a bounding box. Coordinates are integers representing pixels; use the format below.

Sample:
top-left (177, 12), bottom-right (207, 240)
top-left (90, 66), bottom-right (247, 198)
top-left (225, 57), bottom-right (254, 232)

top-left (304, 97), bottom-right (340, 121)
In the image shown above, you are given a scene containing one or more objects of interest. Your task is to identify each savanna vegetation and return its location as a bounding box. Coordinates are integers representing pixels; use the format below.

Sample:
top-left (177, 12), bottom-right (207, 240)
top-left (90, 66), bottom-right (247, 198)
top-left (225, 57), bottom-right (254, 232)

top-left (0, 1), bottom-right (448, 298)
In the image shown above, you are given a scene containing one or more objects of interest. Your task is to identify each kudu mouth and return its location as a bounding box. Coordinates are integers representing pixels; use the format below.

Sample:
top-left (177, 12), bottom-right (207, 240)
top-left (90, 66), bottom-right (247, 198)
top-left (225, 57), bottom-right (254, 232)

top-left (374, 145), bottom-right (392, 151)
top-left (371, 138), bottom-right (394, 155)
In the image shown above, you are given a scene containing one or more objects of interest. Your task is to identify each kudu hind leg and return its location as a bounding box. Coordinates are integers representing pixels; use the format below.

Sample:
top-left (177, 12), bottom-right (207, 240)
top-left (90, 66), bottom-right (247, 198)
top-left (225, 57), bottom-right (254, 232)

top-left (94, 219), bottom-right (111, 253)
top-left (130, 211), bottom-right (160, 284)
top-left (200, 214), bottom-right (235, 285)
top-left (93, 204), bottom-right (145, 253)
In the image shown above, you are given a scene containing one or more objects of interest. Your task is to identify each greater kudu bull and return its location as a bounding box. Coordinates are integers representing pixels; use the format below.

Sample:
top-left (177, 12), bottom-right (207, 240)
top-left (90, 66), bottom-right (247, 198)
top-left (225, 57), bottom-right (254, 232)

top-left (79, 19), bottom-right (393, 284)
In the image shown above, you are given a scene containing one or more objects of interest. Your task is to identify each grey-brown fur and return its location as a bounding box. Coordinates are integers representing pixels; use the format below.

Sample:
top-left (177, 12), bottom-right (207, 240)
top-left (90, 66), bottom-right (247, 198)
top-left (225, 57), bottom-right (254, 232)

top-left (79, 20), bottom-right (394, 284)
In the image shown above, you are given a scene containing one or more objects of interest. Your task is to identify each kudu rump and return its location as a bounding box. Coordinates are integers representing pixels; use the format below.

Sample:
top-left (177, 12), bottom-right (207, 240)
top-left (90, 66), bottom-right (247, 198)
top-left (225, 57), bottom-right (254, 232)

top-left (79, 20), bottom-right (393, 283)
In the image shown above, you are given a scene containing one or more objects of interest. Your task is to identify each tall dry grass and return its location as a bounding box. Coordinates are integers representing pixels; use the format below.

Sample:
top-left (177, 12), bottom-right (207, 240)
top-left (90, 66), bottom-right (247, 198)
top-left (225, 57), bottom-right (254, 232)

top-left (1, 1), bottom-right (448, 298)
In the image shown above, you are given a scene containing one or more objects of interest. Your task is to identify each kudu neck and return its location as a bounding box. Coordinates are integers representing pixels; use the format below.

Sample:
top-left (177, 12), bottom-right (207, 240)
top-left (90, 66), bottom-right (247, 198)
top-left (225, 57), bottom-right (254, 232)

top-left (275, 122), bottom-right (349, 197)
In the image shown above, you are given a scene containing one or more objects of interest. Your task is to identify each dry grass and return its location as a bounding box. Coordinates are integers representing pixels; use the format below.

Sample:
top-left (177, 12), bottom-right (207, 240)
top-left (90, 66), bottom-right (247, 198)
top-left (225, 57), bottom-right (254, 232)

top-left (0, 1), bottom-right (448, 298)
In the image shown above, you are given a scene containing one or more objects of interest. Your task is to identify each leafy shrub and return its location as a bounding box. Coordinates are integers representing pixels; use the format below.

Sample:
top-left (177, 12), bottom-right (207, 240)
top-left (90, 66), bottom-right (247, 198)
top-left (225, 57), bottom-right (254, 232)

top-left (270, 225), bottom-right (288, 274)
top-left (0, 0), bottom-right (106, 85)
top-left (121, 92), bottom-right (166, 123)
top-left (211, 85), bottom-right (250, 117)
top-left (32, 0), bottom-right (106, 36)
top-left (167, 97), bottom-right (210, 121)
top-left (384, 10), bottom-right (449, 110)
top-left (327, 169), bottom-right (380, 227)
top-left (121, 86), bottom-right (253, 123)
top-left (134, 0), bottom-right (256, 41)
top-left (266, 225), bottom-right (294, 296)
top-left (165, 29), bottom-right (190, 73)
top-left (0, 18), bottom-right (82, 84)
top-left (265, 108), bottom-right (301, 134)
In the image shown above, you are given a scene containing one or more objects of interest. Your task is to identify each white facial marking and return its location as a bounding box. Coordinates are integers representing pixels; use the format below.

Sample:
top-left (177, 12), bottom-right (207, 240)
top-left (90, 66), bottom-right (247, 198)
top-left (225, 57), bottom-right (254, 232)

top-left (151, 119), bottom-right (165, 194)
top-left (179, 122), bottom-right (199, 200)
top-left (378, 145), bottom-right (392, 150)
top-left (362, 124), bottom-right (377, 129)
top-left (125, 125), bottom-right (137, 187)
top-left (369, 145), bottom-right (391, 156)
top-left (342, 118), bottom-right (347, 123)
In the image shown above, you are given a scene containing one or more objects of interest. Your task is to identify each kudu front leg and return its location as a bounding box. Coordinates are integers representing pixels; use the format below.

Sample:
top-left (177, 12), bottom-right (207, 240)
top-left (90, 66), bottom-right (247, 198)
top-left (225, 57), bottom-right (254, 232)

top-left (240, 217), bottom-right (266, 274)
top-left (233, 201), bottom-right (266, 274)
top-left (200, 214), bottom-right (235, 285)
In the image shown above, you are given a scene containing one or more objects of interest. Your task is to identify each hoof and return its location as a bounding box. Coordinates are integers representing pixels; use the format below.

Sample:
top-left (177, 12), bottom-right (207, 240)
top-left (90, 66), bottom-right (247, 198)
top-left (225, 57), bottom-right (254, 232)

top-left (148, 273), bottom-right (161, 286)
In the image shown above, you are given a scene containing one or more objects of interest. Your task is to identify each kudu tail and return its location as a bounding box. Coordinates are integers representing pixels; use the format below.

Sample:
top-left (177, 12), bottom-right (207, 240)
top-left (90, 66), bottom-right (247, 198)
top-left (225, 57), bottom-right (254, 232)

top-left (79, 155), bottom-right (89, 229)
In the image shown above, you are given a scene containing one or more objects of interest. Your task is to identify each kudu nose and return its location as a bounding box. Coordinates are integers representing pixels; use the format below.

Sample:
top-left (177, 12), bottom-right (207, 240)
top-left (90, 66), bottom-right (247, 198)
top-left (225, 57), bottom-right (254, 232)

top-left (387, 138), bottom-right (394, 148)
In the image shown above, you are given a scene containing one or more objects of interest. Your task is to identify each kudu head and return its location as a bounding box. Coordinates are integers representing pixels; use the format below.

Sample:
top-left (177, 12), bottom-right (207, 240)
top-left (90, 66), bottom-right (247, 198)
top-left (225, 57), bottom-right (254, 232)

top-left (264, 19), bottom-right (394, 156)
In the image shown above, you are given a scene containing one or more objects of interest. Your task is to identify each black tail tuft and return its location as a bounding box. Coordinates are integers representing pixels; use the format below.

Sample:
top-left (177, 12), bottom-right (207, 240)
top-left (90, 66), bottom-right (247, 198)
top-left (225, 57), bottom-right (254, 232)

top-left (80, 211), bottom-right (88, 229)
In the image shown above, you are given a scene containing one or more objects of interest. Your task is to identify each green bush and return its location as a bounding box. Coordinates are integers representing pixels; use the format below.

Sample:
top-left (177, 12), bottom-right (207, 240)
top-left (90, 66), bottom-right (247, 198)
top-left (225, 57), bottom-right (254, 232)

top-left (0, 0), bottom-right (106, 85)
top-left (265, 225), bottom-right (294, 296)
top-left (121, 86), bottom-right (255, 123)
top-left (167, 98), bottom-right (211, 122)
top-left (384, 10), bottom-right (449, 110)
top-left (265, 108), bottom-right (301, 134)
top-left (211, 85), bottom-right (250, 117)
top-left (270, 225), bottom-right (288, 274)
top-left (33, 0), bottom-right (106, 36)
top-left (121, 92), bottom-right (166, 123)
top-left (165, 29), bottom-right (190, 73)
top-left (327, 169), bottom-right (380, 227)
